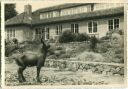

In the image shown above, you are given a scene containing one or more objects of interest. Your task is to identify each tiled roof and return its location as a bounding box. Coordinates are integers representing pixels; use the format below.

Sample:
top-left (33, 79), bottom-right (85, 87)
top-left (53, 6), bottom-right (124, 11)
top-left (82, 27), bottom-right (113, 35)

top-left (33, 7), bottom-right (124, 26)
top-left (5, 12), bottom-right (32, 26)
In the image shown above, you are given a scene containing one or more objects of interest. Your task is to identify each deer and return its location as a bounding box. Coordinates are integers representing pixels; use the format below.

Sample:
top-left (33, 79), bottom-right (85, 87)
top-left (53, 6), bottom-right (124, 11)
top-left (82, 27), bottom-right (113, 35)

top-left (14, 39), bottom-right (50, 83)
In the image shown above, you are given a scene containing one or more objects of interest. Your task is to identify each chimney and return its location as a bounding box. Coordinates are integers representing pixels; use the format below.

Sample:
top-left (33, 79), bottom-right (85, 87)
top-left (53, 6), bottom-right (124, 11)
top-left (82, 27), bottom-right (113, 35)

top-left (24, 4), bottom-right (32, 15)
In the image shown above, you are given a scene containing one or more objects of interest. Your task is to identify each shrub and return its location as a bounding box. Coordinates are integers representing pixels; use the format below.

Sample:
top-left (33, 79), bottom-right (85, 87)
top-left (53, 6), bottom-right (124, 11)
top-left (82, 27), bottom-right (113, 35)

top-left (89, 36), bottom-right (99, 52)
top-left (59, 30), bottom-right (76, 43)
top-left (97, 42), bottom-right (112, 53)
top-left (75, 33), bottom-right (89, 42)
top-left (100, 36), bottom-right (110, 41)
top-left (77, 51), bottom-right (104, 62)
top-left (59, 30), bottom-right (90, 43)
top-left (118, 30), bottom-right (123, 35)
top-left (59, 54), bottom-right (71, 58)
top-left (5, 40), bottom-right (19, 57)
top-left (56, 46), bottom-right (63, 50)
top-left (12, 38), bottom-right (18, 44)
top-left (49, 38), bottom-right (56, 43)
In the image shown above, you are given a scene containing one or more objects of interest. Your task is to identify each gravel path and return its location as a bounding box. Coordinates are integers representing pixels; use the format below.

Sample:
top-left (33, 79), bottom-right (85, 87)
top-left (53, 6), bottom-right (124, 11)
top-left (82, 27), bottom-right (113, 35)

top-left (5, 63), bottom-right (124, 86)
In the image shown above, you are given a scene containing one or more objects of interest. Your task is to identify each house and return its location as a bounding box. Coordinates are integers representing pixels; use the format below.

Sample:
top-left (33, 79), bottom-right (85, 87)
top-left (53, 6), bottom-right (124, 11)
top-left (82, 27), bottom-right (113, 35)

top-left (5, 3), bottom-right (124, 42)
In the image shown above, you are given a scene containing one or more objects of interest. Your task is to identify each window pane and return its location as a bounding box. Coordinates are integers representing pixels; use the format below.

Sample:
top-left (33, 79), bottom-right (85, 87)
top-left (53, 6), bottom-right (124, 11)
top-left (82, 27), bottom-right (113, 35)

top-left (71, 24), bottom-right (74, 33)
top-left (13, 29), bottom-right (15, 37)
top-left (88, 22), bottom-right (93, 33)
top-left (38, 29), bottom-right (41, 34)
top-left (56, 26), bottom-right (59, 35)
top-left (88, 27), bottom-right (92, 33)
top-left (88, 22), bottom-right (92, 27)
top-left (93, 22), bottom-right (97, 32)
top-left (10, 29), bottom-right (12, 37)
top-left (114, 19), bottom-right (119, 29)
top-left (108, 20), bottom-right (113, 31)
top-left (36, 29), bottom-right (38, 34)
top-left (75, 24), bottom-right (79, 33)
top-left (109, 26), bottom-right (113, 30)
top-left (59, 25), bottom-right (62, 34)
top-left (46, 28), bottom-right (49, 39)
top-left (42, 28), bottom-right (44, 33)
top-left (93, 26), bottom-right (97, 32)
top-left (109, 20), bottom-right (113, 25)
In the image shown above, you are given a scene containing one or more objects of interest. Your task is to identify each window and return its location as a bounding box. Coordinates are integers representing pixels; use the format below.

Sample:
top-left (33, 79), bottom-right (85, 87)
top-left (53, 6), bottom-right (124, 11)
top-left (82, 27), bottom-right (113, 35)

top-left (87, 5), bottom-right (94, 12)
top-left (88, 21), bottom-right (97, 33)
top-left (71, 24), bottom-right (79, 33)
top-left (56, 25), bottom-right (62, 35)
top-left (35, 28), bottom-right (44, 39)
top-left (45, 27), bottom-right (50, 39)
top-left (6, 29), bottom-right (15, 39)
top-left (108, 19), bottom-right (119, 31)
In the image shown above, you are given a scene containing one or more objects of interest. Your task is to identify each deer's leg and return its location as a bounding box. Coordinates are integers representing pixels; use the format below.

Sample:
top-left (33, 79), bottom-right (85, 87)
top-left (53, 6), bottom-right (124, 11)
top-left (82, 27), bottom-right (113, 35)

top-left (18, 67), bottom-right (23, 82)
top-left (18, 66), bottom-right (26, 82)
top-left (21, 67), bottom-right (26, 82)
top-left (36, 67), bottom-right (41, 82)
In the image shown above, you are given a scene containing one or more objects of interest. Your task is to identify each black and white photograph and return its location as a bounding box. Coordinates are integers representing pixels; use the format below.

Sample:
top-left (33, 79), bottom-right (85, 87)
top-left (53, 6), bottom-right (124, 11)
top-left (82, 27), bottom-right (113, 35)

top-left (4, 2), bottom-right (126, 86)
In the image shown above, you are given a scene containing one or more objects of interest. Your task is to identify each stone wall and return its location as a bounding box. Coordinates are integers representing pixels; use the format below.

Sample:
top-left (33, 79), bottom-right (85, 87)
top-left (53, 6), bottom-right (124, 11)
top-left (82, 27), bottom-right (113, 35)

top-left (45, 59), bottom-right (124, 76)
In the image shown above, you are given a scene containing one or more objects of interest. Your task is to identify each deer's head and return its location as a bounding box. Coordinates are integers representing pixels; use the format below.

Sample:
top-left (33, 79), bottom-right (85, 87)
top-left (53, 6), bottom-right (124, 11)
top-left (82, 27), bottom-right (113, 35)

top-left (41, 39), bottom-right (50, 52)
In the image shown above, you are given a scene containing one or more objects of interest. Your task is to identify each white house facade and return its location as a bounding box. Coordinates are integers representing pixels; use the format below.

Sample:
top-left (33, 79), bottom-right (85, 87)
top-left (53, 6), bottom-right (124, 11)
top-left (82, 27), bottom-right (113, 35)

top-left (5, 3), bottom-right (124, 42)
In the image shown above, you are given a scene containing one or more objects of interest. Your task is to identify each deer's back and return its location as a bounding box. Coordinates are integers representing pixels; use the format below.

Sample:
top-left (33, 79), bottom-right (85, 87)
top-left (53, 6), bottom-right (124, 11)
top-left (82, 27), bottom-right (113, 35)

top-left (16, 52), bottom-right (44, 67)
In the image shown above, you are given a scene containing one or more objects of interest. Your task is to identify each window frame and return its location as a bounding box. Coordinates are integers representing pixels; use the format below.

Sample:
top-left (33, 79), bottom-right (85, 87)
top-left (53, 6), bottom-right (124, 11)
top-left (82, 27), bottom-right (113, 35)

top-left (108, 18), bottom-right (120, 31)
top-left (56, 25), bottom-right (62, 35)
top-left (45, 27), bottom-right (50, 40)
top-left (35, 27), bottom-right (45, 39)
top-left (6, 29), bottom-right (16, 38)
top-left (88, 21), bottom-right (98, 33)
top-left (71, 23), bottom-right (79, 33)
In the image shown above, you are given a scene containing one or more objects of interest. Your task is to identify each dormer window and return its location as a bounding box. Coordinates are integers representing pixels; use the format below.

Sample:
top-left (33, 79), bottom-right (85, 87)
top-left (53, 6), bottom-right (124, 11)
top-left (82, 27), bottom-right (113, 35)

top-left (87, 4), bottom-right (94, 12)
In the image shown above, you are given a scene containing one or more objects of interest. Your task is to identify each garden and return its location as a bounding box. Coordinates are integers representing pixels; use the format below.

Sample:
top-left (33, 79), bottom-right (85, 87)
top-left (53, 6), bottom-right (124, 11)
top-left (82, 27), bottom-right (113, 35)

top-left (5, 30), bottom-right (124, 86)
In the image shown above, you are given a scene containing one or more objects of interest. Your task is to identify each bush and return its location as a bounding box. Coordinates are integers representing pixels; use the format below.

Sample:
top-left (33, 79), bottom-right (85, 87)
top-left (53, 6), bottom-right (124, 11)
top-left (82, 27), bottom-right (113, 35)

top-left (56, 46), bottom-right (63, 50)
top-left (59, 54), bottom-right (71, 58)
top-left (75, 33), bottom-right (90, 42)
top-left (59, 30), bottom-right (76, 43)
top-left (118, 30), bottom-right (123, 35)
top-left (49, 38), bottom-right (56, 43)
top-left (97, 42), bottom-right (112, 53)
top-left (59, 30), bottom-right (89, 43)
top-left (5, 40), bottom-right (19, 57)
top-left (12, 38), bottom-right (18, 44)
top-left (89, 36), bottom-right (99, 52)
top-left (100, 36), bottom-right (110, 41)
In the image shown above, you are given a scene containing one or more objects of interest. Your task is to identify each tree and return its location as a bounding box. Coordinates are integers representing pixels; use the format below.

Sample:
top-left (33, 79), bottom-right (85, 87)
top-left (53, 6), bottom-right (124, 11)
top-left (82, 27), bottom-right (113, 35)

top-left (5, 4), bottom-right (17, 21)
